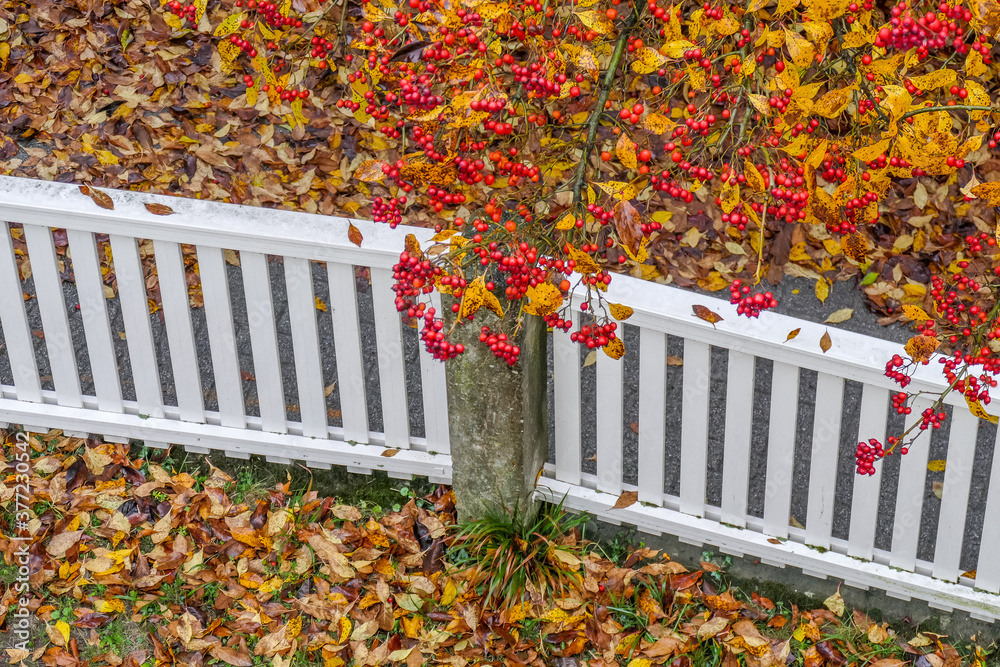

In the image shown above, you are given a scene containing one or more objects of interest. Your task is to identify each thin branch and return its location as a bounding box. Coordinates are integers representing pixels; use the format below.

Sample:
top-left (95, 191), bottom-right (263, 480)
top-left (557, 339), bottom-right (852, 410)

top-left (898, 104), bottom-right (994, 122)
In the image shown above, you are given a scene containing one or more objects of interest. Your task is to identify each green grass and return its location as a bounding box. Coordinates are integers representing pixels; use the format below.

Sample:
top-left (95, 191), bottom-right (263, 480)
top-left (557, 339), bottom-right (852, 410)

top-left (78, 617), bottom-right (152, 663)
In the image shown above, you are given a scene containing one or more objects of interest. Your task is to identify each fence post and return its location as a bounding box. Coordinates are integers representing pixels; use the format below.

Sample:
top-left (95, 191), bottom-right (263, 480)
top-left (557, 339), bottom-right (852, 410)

top-left (446, 313), bottom-right (548, 522)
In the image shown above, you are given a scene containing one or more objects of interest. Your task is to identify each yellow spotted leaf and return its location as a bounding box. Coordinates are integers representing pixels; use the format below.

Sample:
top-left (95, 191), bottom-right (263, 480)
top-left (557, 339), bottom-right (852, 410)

top-left (337, 616), bottom-right (352, 644)
top-left (692, 304), bottom-right (723, 328)
top-left (783, 28), bottom-right (815, 69)
top-left (815, 278), bottom-right (830, 304)
top-left (593, 180), bottom-right (637, 201)
top-left (720, 180), bottom-right (740, 213)
top-left (355, 160), bottom-right (385, 182)
top-left (852, 137), bottom-right (893, 163)
top-left (971, 181), bottom-right (1000, 205)
top-left (927, 460), bottom-right (947, 472)
top-left (567, 244), bottom-right (601, 274)
top-left (555, 212), bottom-right (577, 230)
top-left (642, 113), bottom-right (673, 134)
top-left (659, 40), bottom-right (695, 59)
top-left (813, 86), bottom-right (856, 118)
top-left (632, 46), bottom-right (668, 74)
top-left (966, 49), bottom-right (988, 78)
top-left (459, 275), bottom-right (487, 320)
top-left (842, 232), bottom-right (868, 261)
top-left (603, 337), bottom-right (625, 359)
top-left (744, 162), bottom-right (766, 192)
top-left (748, 94), bottom-right (771, 115)
top-left (576, 10), bottom-right (614, 35)
top-left (523, 283), bottom-right (563, 317)
top-left (616, 132), bottom-right (638, 170)
top-left (905, 335), bottom-right (939, 363)
top-left (901, 305), bottom-right (931, 321)
top-left (608, 303), bottom-right (634, 320)
top-left (966, 396), bottom-right (999, 424)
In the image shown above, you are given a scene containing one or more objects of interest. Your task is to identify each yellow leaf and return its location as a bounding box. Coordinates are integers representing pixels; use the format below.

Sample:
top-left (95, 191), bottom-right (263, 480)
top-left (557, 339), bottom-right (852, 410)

top-left (720, 180), bottom-right (740, 213)
top-left (783, 28), bottom-right (815, 69)
top-left (901, 305), bottom-right (931, 321)
top-left (56, 620), bottom-right (71, 644)
top-left (632, 46), bottom-right (669, 73)
top-left (802, 21), bottom-right (834, 45)
top-left (555, 212), bottom-right (577, 230)
top-left (744, 162), bottom-right (766, 192)
top-left (802, 0), bottom-right (851, 21)
top-left (576, 10), bottom-right (614, 35)
top-left (616, 132), bottom-right (638, 170)
top-left (927, 460), bottom-right (947, 472)
top-left (748, 94), bottom-right (772, 115)
top-left (194, 0), bottom-right (208, 22)
top-left (602, 337), bottom-right (625, 360)
top-left (246, 85), bottom-right (258, 107)
top-left (523, 283), bottom-right (563, 317)
top-left (642, 112), bottom-right (673, 134)
top-left (908, 69), bottom-right (957, 91)
top-left (852, 137), bottom-right (892, 163)
top-left (823, 589), bottom-right (845, 616)
top-left (815, 279), bottom-right (830, 304)
top-left (460, 275), bottom-right (488, 320)
top-left (658, 40), bottom-right (695, 59)
top-left (966, 396), bottom-right (999, 424)
top-left (840, 30), bottom-right (871, 48)
top-left (593, 180), bottom-right (637, 201)
top-left (967, 49), bottom-right (988, 78)
top-left (337, 617), bottom-right (352, 644)
top-left (971, 182), bottom-right (1000, 205)
top-left (567, 244), bottom-right (601, 274)
top-left (813, 86), bottom-right (855, 118)
top-left (441, 579), bottom-right (458, 606)
top-left (14, 72), bottom-right (33, 85)
top-left (905, 335), bottom-right (939, 363)
top-left (608, 303), bottom-right (634, 320)
top-left (785, 328), bottom-right (801, 342)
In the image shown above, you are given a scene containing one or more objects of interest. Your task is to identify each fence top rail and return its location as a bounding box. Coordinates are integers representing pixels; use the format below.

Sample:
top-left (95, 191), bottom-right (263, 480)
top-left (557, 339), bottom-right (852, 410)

top-left (0, 175), bottom-right (430, 268)
top-left (589, 268), bottom-right (975, 414)
top-left (0, 175), bottom-right (966, 414)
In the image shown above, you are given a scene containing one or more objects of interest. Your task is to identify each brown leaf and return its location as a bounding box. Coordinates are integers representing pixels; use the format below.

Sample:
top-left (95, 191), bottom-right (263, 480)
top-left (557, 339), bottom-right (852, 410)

top-left (79, 185), bottom-right (114, 210)
top-left (381, 449), bottom-right (400, 457)
top-left (145, 203), bottom-right (175, 215)
top-left (666, 355), bottom-right (683, 365)
top-left (819, 330), bottom-right (832, 353)
top-left (611, 490), bottom-right (638, 510)
top-left (348, 222), bottom-right (363, 247)
top-left (692, 304), bottom-right (723, 328)
top-left (785, 328), bottom-right (801, 342)
top-left (613, 199), bottom-right (642, 255)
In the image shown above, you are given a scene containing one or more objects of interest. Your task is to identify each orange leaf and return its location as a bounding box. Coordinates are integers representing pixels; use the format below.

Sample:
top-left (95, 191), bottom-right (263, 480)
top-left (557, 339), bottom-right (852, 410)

top-left (79, 185), bottom-right (114, 210)
top-left (145, 203), bottom-right (175, 215)
top-left (348, 223), bottom-right (363, 247)
top-left (904, 335), bottom-right (939, 363)
top-left (785, 328), bottom-right (801, 342)
top-left (820, 330), bottom-right (832, 353)
top-left (692, 304), bottom-right (723, 328)
top-left (611, 490), bottom-right (638, 509)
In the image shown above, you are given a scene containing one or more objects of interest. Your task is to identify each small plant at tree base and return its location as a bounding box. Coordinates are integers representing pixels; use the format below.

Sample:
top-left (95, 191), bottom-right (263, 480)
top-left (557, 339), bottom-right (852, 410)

top-left (452, 499), bottom-right (589, 605)
top-left (182, 0), bottom-right (1000, 474)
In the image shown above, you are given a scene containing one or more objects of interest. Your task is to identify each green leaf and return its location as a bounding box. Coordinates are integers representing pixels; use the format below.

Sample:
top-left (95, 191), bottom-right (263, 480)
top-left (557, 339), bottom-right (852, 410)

top-left (860, 272), bottom-right (878, 285)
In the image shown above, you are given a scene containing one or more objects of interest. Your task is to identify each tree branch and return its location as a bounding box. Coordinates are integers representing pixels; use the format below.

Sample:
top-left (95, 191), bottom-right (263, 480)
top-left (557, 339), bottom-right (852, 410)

top-left (571, 11), bottom-right (639, 207)
top-left (898, 104), bottom-right (994, 121)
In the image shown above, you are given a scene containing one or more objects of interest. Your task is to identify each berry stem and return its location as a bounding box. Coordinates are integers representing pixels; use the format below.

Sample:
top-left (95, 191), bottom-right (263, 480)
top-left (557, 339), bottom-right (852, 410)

top-left (571, 9), bottom-right (640, 208)
top-left (897, 104), bottom-right (995, 122)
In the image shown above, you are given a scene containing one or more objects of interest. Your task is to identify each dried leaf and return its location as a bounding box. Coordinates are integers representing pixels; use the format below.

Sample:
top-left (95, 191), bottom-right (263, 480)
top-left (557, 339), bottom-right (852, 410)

top-left (145, 202), bottom-right (175, 215)
top-left (348, 223), bottom-right (363, 247)
top-left (785, 328), bottom-right (801, 342)
top-left (692, 304), bottom-right (723, 328)
top-left (819, 330), bottom-right (832, 353)
top-left (905, 335), bottom-right (939, 363)
top-left (927, 460), bottom-right (946, 472)
top-left (611, 490), bottom-right (638, 509)
top-left (608, 302), bottom-right (634, 320)
top-left (824, 308), bottom-right (853, 324)
top-left (823, 588), bottom-right (845, 616)
top-left (79, 185), bottom-right (114, 210)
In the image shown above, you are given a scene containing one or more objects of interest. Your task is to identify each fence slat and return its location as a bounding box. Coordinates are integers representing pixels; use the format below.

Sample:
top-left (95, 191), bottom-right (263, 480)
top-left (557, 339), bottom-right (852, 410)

top-left (326, 263), bottom-right (368, 443)
top-left (847, 384), bottom-right (888, 559)
top-left (0, 223), bottom-right (42, 402)
top-left (554, 310), bottom-right (582, 485)
top-left (805, 373), bottom-right (845, 548)
top-left (241, 251), bottom-right (285, 433)
top-left (680, 339), bottom-right (711, 516)
top-left (67, 230), bottom-right (122, 412)
top-left (975, 424), bottom-right (1000, 593)
top-left (596, 349), bottom-right (624, 495)
top-left (23, 225), bottom-right (82, 407)
top-left (931, 408), bottom-right (978, 582)
top-left (418, 290), bottom-right (450, 453)
top-left (197, 246), bottom-right (245, 429)
top-left (763, 361), bottom-right (800, 537)
top-left (153, 240), bottom-right (204, 422)
top-left (889, 396), bottom-right (934, 571)
top-left (637, 328), bottom-right (666, 505)
top-left (284, 257), bottom-right (326, 438)
top-left (370, 267), bottom-right (410, 448)
top-left (721, 350), bottom-right (755, 526)
top-left (109, 235), bottom-right (164, 418)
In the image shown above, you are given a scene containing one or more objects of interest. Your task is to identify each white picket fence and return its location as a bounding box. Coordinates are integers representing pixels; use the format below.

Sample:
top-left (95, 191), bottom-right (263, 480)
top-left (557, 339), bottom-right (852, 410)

top-left (1, 175), bottom-right (1000, 620)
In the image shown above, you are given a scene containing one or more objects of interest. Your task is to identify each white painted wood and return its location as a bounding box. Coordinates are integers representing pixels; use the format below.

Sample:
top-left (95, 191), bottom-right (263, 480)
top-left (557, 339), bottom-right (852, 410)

top-left (931, 408), bottom-right (978, 582)
top-left (554, 310), bottom-right (582, 485)
top-left (595, 349), bottom-right (624, 495)
top-left (153, 239), bottom-right (204, 422)
top-left (0, 222), bottom-right (42, 402)
top-left (66, 229), bottom-right (123, 412)
top-left (535, 477), bottom-right (1000, 622)
top-left (284, 257), bottom-right (327, 439)
top-left (637, 328), bottom-right (666, 505)
top-left (109, 235), bottom-right (164, 418)
top-left (805, 373), bottom-right (844, 548)
top-left (326, 262), bottom-right (368, 443)
top-left (763, 361), bottom-right (800, 538)
top-left (370, 266), bottom-right (410, 449)
top-left (975, 423), bottom-right (1000, 593)
top-left (848, 384), bottom-right (889, 559)
top-left (241, 251), bottom-right (285, 433)
top-left (197, 245), bottom-right (245, 429)
top-left (890, 396), bottom-right (935, 571)
top-left (721, 350), bottom-right (755, 526)
top-left (680, 339), bottom-right (711, 516)
top-left (417, 290), bottom-right (450, 454)
top-left (23, 225), bottom-right (82, 407)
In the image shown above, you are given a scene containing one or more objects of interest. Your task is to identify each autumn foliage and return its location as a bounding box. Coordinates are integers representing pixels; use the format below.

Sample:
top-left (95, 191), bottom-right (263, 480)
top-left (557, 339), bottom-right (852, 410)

top-left (152, 0), bottom-right (1000, 469)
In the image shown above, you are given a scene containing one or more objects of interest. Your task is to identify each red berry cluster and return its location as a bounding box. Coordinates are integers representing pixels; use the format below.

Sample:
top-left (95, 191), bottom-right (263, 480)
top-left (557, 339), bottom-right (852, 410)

top-left (919, 406), bottom-right (947, 430)
top-left (165, 0), bottom-right (196, 22)
top-left (542, 311), bottom-right (574, 332)
top-left (391, 250), bottom-right (438, 313)
top-left (875, 2), bottom-right (971, 60)
top-left (838, 191), bottom-right (880, 233)
top-left (479, 326), bottom-right (520, 365)
top-left (855, 438), bottom-right (886, 475)
top-left (569, 321), bottom-right (618, 349)
top-left (373, 196), bottom-right (405, 228)
top-left (422, 307), bottom-right (464, 360)
top-left (941, 348), bottom-right (1000, 404)
top-left (891, 390), bottom-right (913, 415)
top-left (426, 187), bottom-right (466, 213)
top-left (768, 161), bottom-right (810, 224)
top-left (729, 280), bottom-right (777, 318)
top-left (885, 355), bottom-right (915, 389)
top-left (495, 242), bottom-right (543, 300)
